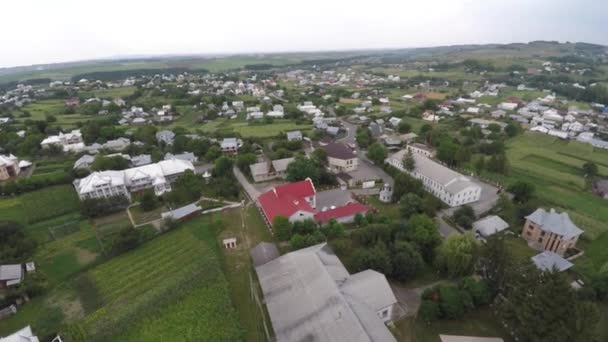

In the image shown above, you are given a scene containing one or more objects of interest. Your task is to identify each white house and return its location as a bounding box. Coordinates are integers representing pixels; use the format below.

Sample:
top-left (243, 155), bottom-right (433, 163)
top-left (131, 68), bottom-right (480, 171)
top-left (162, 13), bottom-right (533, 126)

top-left (40, 130), bottom-right (84, 153)
top-left (220, 138), bottom-right (243, 154)
top-left (498, 102), bottom-right (518, 111)
top-left (386, 149), bottom-right (482, 207)
top-left (73, 159), bottom-right (194, 200)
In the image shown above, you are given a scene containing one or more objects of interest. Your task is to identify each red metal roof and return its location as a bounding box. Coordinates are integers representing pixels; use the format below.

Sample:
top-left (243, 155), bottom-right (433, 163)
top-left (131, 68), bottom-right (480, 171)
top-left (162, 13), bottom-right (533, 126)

top-left (258, 178), bottom-right (316, 225)
top-left (314, 202), bottom-right (369, 224)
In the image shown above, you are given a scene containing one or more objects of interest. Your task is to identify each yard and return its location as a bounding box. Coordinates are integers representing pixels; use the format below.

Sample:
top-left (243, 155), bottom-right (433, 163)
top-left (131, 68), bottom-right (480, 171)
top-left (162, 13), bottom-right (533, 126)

top-left (208, 205), bottom-right (275, 342)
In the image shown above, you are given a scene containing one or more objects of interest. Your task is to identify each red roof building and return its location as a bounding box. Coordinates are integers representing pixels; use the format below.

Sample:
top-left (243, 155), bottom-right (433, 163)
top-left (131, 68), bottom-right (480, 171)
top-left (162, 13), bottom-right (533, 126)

top-left (314, 202), bottom-right (370, 224)
top-left (258, 178), bottom-right (317, 225)
top-left (258, 178), bottom-right (370, 227)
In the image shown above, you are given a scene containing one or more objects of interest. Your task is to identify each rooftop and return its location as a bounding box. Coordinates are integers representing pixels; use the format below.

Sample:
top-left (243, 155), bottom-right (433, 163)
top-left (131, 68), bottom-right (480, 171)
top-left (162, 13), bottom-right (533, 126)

top-left (531, 251), bottom-right (574, 272)
top-left (525, 208), bottom-right (583, 239)
top-left (321, 142), bottom-right (357, 160)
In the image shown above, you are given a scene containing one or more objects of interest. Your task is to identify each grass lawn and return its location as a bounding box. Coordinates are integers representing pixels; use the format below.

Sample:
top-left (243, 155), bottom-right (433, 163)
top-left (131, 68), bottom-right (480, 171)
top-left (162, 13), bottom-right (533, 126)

top-left (207, 205), bottom-right (274, 342)
top-left (227, 121), bottom-right (313, 138)
top-left (364, 195), bottom-right (401, 220)
top-left (16, 99), bottom-right (65, 121)
top-left (82, 86), bottom-right (137, 98)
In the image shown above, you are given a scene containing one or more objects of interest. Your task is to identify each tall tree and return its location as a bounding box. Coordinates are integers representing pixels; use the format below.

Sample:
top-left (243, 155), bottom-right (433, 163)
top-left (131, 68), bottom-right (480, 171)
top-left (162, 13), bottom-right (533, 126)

top-left (367, 142), bottom-right (387, 165)
top-left (435, 233), bottom-right (478, 277)
top-left (403, 148), bottom-right (416, 171)
top-left (407, 214), bottom-right (441, 262)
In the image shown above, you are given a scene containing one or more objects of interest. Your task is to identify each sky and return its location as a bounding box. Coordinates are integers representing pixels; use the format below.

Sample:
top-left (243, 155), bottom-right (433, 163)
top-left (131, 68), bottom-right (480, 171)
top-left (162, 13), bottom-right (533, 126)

top-left (1, 0), bottom-right (607, 68)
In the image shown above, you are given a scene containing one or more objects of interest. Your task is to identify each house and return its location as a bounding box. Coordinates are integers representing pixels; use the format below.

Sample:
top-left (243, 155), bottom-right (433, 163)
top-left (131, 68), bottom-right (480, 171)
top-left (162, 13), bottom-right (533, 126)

top-left (286, 131), bottom-right (303, 141)
top-left (0, 155), bottom-right (21, 180)
top-left (473, 215), bottom-right (509, 238)
top-left (156, 130), bottom-right (175, 146)
top-left (388, 117), bottom-right (402, 127)
top-left (250, 157), bottom-right (294, 183)
top-left (164, 152), bottom-right (198, 163)
top-left (0, 264), bottom-right (23, 287)
top-left (103, 137), bottom-right (131, 151)
top-left (321, 142), bottom-right (358, 173)
top-left (522, 208), bottom-right (583, 256)
top-left (41, 130), bottom-right (85, 152)
top-left (498, 102), bottom-right (518, 111)
top-left (220, 138), bottom-right (243, 154)
top-left (130, 154), bottom-right (152, 167)
top-left (386, 149), bottom-right (482, 207)
top-left (406, 143), bottom-right (434, 158)
top-left (258, 178), bottom-right (317, 225)
top-left (369, 122), bottom-right (383, 137)
top-left (531, 251), bottom-right (573, 272)
top-left (254, 243), bottom-right (397, 342)
top-left (73, 154), bottom-right (95, 170)
top-left (73, 159), bottom-right (194, 201)
top-left (65, 98), bottom-right (80, 107)
top-left (491, 110), bottom-right (506, 118)
top-left (0, 326), bottom-right (40, 342)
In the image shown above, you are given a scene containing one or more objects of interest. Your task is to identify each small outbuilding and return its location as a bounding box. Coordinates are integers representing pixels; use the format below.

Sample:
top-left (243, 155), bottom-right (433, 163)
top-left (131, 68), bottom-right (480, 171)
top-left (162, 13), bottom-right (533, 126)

top-left (473, 215), bottom-right (509, 238)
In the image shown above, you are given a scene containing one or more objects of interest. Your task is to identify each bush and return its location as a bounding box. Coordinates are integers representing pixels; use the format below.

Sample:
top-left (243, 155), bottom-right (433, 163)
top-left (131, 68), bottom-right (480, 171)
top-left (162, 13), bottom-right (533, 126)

top-left (419, 300), bottom-right (440, 323)
top-left (80, 195), bottom-right (129, 218)
top-left (439, 286), bottom-right (465, 319)
top-left (273, 216), bottom-right (292, 241)
top-left (452, 205), bottom-right (475, 229)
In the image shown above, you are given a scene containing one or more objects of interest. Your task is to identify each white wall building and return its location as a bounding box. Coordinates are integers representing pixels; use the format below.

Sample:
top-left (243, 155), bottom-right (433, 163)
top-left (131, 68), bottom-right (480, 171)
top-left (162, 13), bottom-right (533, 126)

top-left (386, 149), bottom-right (482, 207)
top-left (73, 159), bottom-right (194, 201)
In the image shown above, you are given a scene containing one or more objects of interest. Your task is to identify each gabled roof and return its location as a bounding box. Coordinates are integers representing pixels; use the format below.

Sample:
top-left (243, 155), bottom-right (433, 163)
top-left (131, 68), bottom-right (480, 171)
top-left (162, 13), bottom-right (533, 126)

top-left (255, 243), bottom-right (396, 342)
top-left (525, 208), bottom-right (583, 239)
top-left (531, 251), bottom-right (573, 272)
top-left (473, 215), bottom-right (509, 237)
top-left (250, 242), bottom-right (280, 267)
top-left (273, 178), bottom-right (316, 199)
top-left (0, 264), bottom-right (22, 281)
top-left (322, 142), bottom-right (357, 160)
top-left (340, 269), bottom-right (398, 312)
top-left (258, 178), bottom-right (316, 224)
top-left (314, 202), bottom-right (369, 224)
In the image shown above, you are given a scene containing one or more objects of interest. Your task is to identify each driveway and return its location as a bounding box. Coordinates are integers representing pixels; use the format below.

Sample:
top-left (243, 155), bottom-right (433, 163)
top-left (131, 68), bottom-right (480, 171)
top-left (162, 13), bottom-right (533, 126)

top-left (338, 119), bottom-right (357, 145)
top-left (233, 166), bottom-right (261, 200)
top-left (354, 150), bottom-right (394, 186)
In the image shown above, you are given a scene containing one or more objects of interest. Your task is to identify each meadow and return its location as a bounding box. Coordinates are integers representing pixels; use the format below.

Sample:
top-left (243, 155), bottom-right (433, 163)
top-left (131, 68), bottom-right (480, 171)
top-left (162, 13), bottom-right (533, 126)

top-left (0, 185), bottom-right (80, 225)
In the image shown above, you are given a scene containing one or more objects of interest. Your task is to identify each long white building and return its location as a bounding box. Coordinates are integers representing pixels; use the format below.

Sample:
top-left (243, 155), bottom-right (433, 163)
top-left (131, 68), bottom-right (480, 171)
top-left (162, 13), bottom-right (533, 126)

top-left (386, 149), bottom-right (481, 207)
top-left (73, 159), bottom-right (194, 201)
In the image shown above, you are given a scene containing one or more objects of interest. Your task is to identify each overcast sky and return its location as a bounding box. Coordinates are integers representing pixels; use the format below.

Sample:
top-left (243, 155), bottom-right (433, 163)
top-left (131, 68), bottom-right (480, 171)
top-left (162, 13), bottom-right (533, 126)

top-left (1, 0), bottom-right (606, 68)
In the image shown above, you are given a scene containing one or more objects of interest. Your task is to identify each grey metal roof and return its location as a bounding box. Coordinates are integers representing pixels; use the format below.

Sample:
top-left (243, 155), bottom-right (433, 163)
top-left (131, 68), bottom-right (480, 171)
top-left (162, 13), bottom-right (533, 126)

top-left (340, 270), bottom-right (398, 312)
top-left (287, 131), bottom-right (303, 140)
top-left (161, 203), bottom-right (202, 220)
top-left (271, 157), bottom-right (295, 173)
top-left (525, 208), bottom-right (583, 239)
top-left (255, 243), bottom-right (396, 342)
top-left (250, 242), bottom-right (280, 267)
top-left (249, 161), bottom-right (269, 176)
top-left (473, 215), bottom-right (509, 237)
top-left (0, 264), bottom-right (23, 281)
top-left (531, 251), bottom-right (573, 272)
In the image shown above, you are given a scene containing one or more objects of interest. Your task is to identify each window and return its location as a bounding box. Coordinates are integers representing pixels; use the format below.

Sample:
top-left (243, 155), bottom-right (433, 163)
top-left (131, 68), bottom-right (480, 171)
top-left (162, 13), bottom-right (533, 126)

top-left (537, 237), bottom-right (543, 243)
top-left (382, 309), bottom-right (388, 318)
top-left (540, 231), bottom-right (546, 237)
top-left (526, 231), bottom-right (532, 236)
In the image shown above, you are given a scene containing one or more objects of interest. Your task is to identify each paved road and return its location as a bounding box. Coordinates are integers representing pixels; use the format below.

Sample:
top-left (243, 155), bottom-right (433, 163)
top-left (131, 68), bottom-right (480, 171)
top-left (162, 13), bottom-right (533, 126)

top-left (233, 166), bottom-right (261, 200)
top-left (338, 118), bottom-right (357, 145)
top-left (390, 280), bottom-right (446, 318)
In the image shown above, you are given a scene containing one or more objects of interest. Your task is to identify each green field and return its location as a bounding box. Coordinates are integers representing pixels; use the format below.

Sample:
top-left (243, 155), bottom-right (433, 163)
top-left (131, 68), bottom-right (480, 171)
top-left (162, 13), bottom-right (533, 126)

top-left (81, 86), bottom-right (137, 99)
top-left (1, 217), bottom-right (243, 340)
top-left (0, 185), bottom-right (80, 225)
top-left (16, 99), bottom-right (96, 128)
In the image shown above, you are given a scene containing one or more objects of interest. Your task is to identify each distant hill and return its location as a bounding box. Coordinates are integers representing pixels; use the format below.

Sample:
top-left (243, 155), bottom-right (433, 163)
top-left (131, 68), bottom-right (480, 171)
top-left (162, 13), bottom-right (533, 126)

top-left (1, 41), bottom-right (605, 85)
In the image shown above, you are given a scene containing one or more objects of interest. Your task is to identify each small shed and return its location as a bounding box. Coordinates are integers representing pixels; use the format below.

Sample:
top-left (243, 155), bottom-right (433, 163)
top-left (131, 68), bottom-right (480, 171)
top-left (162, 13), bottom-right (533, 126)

top-left (532, 251), bottom-right (573, 272)
top-left (473, 215), bottom-right (509, 238)
top-left (250, 242), bottom-right (280, 267)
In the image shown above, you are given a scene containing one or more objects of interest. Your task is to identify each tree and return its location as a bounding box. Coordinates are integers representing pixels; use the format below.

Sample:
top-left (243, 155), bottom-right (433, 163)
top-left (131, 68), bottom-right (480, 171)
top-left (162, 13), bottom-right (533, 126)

top-left (421, 193), bottom-right (442, 217)
top-left (392, 173), bottom-right (424, 201)
top-left (438, 286), bottom-right (466, 319)
top-left (91, 155), bottom-right (130, 171)
top-left (474, 156), bottom-right (485, 174)
top-left (435, 234), bottom-right (477, 277)
top-left (418, 300), bottom-right (440, 323)
top-left (311, 148), bottom-right (328, 166)
top-left (0, 221), bottom-right (37, 264)
top-left (286, 156), bottom-right (320, 183)
top-left (213, 156), bottom-right (233, 176)
top-left (436, 138), bottom-right (459, 166)
top-left (407, 214), bottom-right (441, 262)
top-left (460, 277), bottom-right (491, 307)
top-left (273, 216), bottom-right (292, 241)
top-left (391, 241), bottom-right (424, 281)
top-left (398, 121), bottom-right (412, 133)
top-left (324, 219), bottom-right (345, 239)
top-left (452, 205), bottom-right (475, 229)
top-left (479, 236), bottom-right (516, 294)
top-left (356, 128), bottom-right (371, 148)
top-left (111, 227), bottom-right (143, 255)
top-left (236, 153), bottom-right (257, 173)
top-left (505, 122), bottom-right (519, 137)
top-left (582, 161), bottom-right (598, 178)
top-left (366, 143), bottom-right (387, 165)
top-left (352, 242), bottom-right (393, 275)
top-left (205, 145), bottom-right (222, 161)
top-left (400, 193), bottom-right (422, 219)
top-left (140, 188), bottom-right (157, 211)
top-left (508, 180), bottom-right (535, 203)
top-left (403, 148), bottom-right (416, 171)
top-left (487, 153), bottom-right (509, 174)
top-left (166, 170), bottom-right (203, 205)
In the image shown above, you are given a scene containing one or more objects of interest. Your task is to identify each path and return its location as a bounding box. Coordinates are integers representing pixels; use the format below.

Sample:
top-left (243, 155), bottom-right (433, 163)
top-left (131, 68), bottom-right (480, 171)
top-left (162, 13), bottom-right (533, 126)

top-left (233, 166), bottom-right (261, 200)
top-left (390, 280), bottom-right (447, 318)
